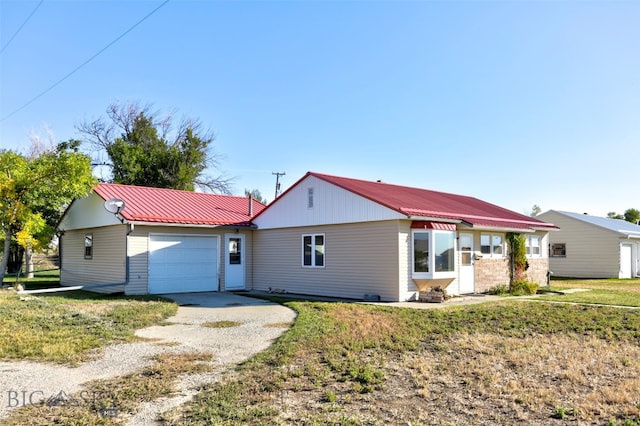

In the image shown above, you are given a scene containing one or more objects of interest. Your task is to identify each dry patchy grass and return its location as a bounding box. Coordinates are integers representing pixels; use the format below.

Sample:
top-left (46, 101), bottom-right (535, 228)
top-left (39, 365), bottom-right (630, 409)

top-left (202, 320), bottom-right (242, 328)
top-left (3, 352), bottom-right (214, 425)
top-left (0, 290), bottom-right (176, 364)
top-left (168, 300), bottom-right (640, 425)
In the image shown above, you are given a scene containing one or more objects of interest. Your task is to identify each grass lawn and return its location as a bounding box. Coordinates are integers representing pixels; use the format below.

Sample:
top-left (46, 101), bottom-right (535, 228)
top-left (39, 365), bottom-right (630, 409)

top-left (161, 296), bottom-right (640, 425)
top-left (539, 277), bottom-right (640, 307)
top-left (4, 277), bottom-right (640, 424)
top-left (0, 288), bottom-right (177, 365)
top-left (2, 269), bottom-right (62, 290)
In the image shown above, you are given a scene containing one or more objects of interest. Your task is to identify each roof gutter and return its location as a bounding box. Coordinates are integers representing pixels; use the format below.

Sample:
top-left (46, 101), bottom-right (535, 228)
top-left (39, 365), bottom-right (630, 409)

top-left (406, 216), bottom-right (462, 224)
top-left (126, 221), bottom-right (258, 229)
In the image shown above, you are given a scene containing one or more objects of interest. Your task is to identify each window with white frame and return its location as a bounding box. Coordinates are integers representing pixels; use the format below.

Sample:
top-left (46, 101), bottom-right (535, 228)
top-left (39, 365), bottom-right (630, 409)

top-left (302, 234), bottom-right (324, 267)
top-left (526, 235), bottom-right (541, 256)
top-left (412, 230), bottom-right (456, 276)
top-left (480, 233), bottom-right (504, 257)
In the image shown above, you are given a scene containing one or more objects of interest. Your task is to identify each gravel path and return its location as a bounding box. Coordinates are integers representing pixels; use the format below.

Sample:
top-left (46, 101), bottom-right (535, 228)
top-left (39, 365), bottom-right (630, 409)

top-left (0, 292), bottom-right (296, 424)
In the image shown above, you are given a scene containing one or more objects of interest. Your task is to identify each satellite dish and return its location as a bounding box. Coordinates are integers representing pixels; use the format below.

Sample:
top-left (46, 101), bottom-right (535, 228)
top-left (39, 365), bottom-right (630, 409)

top-left (104, 198), bottom-right (125, 214)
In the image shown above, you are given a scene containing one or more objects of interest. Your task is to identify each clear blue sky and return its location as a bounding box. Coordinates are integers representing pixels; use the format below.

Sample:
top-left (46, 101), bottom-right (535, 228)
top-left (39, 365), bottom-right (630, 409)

top-left (1, 0), bottom-right (638, 216)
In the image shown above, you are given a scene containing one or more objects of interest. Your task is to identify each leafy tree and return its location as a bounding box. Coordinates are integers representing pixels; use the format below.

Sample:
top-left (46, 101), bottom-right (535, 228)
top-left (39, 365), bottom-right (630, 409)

top-left (0, 143), bottom-right (96, 282)
top-left (530, 204), bottom-right (541, 217)
top-left (624, 208), bottom-right (640, 225)
top-left (244, 188), bottom-right (267, 205)
top-left (607, 209), bottom-right (640, 224)
top-left (78, 102), bottom-right (232, 193)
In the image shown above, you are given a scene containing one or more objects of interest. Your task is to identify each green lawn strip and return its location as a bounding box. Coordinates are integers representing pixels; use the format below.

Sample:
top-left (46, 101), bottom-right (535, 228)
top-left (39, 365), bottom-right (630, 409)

top-left (2, 269), bottom-right (61, 290)
top-left (550, 277), bottom-right (640, 291)
top-left (0, 290), bottom-right (177, 365)
top-left (164, 300), bottom-right (640, 425)
top-left (538, 289), bottom-right (640, 307)
top-left (3, 352), bottom-right (214, 425)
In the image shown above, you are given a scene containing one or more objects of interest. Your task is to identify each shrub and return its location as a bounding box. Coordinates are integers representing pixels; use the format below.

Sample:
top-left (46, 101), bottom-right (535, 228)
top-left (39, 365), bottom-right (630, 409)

top-left (486, 284), bottom-right (509, 295)
top-left (510, 280), bottom-right (538, 296)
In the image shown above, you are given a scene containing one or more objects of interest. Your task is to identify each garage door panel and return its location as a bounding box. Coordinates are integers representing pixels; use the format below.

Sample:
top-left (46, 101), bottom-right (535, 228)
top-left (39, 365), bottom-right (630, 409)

top-left (148, 234), bottom-right (218, 294)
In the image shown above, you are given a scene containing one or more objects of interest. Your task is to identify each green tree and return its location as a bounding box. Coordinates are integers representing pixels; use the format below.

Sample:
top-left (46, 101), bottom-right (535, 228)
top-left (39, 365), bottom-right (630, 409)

top-left (624, 208), bottom-right (640, 225)
top-left (607, 209), bottom-right (640, 224)
top-left (78, 102), bottom-right (232, 193)
top-left (244, 188), bottom-right (267, 205)
top-left (530, 204), bottom-right (541, 217)
top-left (0, 143), bottom-right (96, 283)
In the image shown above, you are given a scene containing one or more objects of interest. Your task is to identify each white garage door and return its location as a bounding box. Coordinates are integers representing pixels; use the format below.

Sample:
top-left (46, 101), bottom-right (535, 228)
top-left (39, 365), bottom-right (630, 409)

top-left (148, 234), bottom-right (219, 294)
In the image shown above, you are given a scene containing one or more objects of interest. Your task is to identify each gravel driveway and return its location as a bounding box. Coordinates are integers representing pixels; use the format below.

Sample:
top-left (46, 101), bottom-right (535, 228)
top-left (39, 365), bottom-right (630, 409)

top-left (0, 292), bottom-right (296, 424)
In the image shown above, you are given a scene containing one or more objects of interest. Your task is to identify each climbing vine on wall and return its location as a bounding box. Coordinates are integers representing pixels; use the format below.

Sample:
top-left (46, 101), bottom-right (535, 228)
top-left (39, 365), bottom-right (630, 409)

top-left (506, 232), bottom-right (528, 288)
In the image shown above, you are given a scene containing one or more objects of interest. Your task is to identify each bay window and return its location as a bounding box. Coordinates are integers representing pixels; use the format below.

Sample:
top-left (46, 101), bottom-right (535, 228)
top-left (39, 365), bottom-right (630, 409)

top-left (412, 230), bottom-right (456, 277)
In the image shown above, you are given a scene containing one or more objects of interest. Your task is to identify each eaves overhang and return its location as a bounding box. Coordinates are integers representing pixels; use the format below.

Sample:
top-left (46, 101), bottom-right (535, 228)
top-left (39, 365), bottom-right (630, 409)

top-left (406, 216), bottom-right (462, 224)
top-left (126, 220), bottom-right (257, 229)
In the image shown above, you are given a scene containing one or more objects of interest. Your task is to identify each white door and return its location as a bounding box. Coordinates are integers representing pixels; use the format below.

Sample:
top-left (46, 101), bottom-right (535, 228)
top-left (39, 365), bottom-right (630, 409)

top-left (459, 233), bottom-right (475, 293)
top-left (148, 234), bottom-right (219, 294)
top-left (225, 234), bottom-right (245, 290)
top-left (621, 243), bottom-right (632, 278)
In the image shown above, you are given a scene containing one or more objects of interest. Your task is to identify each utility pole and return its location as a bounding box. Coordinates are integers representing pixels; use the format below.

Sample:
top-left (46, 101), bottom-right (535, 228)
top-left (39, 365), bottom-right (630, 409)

top-left (272, 171), bottom-right (286, 200)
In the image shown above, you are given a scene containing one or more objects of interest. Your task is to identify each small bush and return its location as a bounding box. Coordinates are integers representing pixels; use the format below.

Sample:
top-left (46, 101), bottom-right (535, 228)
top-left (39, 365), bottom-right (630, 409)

top-left (511, 280), bottom-right (539, 296)
top-left (487, 284), bottom-right (509, 295)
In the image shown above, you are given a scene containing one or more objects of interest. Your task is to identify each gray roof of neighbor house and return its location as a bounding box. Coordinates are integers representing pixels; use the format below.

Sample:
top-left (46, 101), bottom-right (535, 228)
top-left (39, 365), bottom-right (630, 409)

top-left (551, 210), bottom-right (640, 238)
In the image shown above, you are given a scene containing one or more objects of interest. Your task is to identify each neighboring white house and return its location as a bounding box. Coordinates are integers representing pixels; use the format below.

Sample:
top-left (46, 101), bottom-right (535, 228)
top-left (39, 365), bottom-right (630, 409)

top-left (537, 210), bottom-right (640, 279)
top-left (57, 172), bottom-right (559, 301)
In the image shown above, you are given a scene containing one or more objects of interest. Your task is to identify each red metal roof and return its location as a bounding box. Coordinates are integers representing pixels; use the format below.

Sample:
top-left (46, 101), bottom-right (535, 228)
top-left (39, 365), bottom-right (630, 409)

top-left (288, 172), bottom-right (558, 231)
top-left (94, 183), bottom-right (265, 227)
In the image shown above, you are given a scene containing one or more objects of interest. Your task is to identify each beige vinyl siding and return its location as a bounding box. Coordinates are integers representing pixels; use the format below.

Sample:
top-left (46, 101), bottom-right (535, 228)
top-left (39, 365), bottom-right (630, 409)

top-left (126, 229), bottom-right (149, 295)
top-left (398, 222), bottom-right (418, 300)
top-left (541, 211), bottom-right (621, 278)
top-left (60, 225), bottom-right (126, 293)
top-left (124, 225), bottom-right (253, 295)
top-left (253, 221), bottom-right (402, 301)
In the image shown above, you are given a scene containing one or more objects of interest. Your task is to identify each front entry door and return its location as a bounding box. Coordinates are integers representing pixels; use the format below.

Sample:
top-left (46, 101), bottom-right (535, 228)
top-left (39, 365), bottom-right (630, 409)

top-left (225, 234), bottom-right (245, 290)
top-left (459, 233), bottom-right (475, 293)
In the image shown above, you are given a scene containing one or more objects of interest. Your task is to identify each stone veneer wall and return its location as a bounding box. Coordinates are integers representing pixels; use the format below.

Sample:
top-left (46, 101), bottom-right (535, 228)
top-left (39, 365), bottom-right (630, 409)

top-left (525, 257), bottom-right (550, 287)
top-left (474, 258), bottom-right (510, 293)
top-left (474, 257), bottom-right (550, 293)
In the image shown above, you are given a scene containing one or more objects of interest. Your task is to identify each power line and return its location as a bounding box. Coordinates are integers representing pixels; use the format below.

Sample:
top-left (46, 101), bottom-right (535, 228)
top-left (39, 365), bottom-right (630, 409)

top-left (0, 0), bottom-right (170, 123)
top-left (0, 0), bottom-right (44, 55)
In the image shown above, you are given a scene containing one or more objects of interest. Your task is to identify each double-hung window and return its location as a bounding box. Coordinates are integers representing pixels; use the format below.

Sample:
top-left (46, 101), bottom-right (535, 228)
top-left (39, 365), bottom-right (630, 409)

top-left (412, 230), bottom-right (456, 277)
top-left (526, 235), bottom-right (541, 256)
top-left (302, 234), bottom-right (324, 267)
top-left (480, 233), bottom-right (504, 257)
